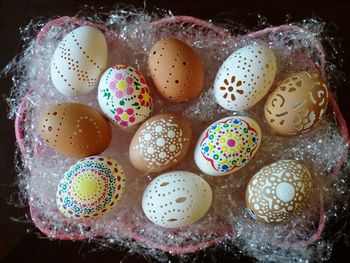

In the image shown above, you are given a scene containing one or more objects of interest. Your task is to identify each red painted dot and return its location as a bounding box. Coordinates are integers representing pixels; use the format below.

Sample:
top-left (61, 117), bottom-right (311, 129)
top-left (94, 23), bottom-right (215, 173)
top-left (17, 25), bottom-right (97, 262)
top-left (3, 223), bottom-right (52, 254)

top-left (227, 139), bottom-right (235, 147)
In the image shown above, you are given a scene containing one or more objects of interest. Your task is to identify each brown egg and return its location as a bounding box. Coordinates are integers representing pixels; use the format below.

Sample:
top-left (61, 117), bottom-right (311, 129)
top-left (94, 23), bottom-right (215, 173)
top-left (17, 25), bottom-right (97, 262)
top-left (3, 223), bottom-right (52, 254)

top-left (148, 38), bottom-right (205, 102)
top-left (264, 71), bottom-right (328, 136)
top-left (245, 160), bottom-right (312, 223)
top-left (39, 103), bottom-right (111, 158)
top-left (129, 113), bottom-right (192, 173)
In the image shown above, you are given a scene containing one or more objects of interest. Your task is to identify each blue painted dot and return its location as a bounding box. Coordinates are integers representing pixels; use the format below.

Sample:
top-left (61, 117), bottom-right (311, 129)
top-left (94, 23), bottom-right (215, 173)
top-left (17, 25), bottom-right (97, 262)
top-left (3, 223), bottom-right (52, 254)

top-left (204, 146), bottom-right (209, 152)
top-left (222, 165), bottom-right (228, 170)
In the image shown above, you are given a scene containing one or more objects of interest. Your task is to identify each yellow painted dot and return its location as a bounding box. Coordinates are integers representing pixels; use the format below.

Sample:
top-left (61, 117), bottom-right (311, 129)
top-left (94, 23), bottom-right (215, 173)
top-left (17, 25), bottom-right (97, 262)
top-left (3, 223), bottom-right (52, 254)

top-left (120, 112), bottom-right (129, 121)
top-left (117, 80), bottom-right (127, 90)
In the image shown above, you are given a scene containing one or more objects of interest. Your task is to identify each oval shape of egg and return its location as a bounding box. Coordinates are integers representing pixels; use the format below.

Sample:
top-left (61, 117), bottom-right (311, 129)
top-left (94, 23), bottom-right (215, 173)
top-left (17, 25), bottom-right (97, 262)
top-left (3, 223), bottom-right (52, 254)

top-left (194, 116), bottom-right (261, 176)
top-left (129, 113), bottom-right (192, 173)
top-left (97, 65), bottom-right (153, 127)
top-left (148, 38), bottom-right (205, 102)
top-left (245, 160), bottom-right (312, 223)
top-left (214, 44), bottom-right (276, 111)
top-left (56, 155), bottom-right (126, 220)
top-left (39, 103), bottom-right (111, 158)
top-left (264, 71), bottom-right (329, 136)
top-left (51, 26), bottom-right (108, 96)
top-left (142, 171), bottom-right (212, 228)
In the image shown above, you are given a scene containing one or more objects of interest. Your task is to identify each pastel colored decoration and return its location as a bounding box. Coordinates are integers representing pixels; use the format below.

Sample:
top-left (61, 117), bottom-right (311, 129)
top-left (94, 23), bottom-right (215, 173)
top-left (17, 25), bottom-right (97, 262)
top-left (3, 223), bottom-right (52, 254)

top-left (56, 155), bottom-right (126, 220)
top-left (98, 65), bottom-right (153, 128)
top-left (194, 116), bottom-right (262, 176)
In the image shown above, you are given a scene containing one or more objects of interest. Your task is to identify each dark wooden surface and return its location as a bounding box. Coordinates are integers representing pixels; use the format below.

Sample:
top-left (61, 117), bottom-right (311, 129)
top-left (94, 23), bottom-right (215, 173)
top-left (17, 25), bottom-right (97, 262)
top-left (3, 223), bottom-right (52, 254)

top-left (0, 0), bottom-right (349, 262)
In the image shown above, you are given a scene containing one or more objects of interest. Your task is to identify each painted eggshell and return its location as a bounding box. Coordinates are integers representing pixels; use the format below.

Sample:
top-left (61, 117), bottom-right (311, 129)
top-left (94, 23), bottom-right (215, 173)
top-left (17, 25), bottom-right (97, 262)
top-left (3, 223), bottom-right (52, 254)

top-left (264, 71), bottom-right (329, 136)
top-left (214, 44), bottom-right (276, 111)
top-left (39, 103), bottom-right (111, 158)
top-left (194, 116), bottom-right (261, 176)
top-left (97, 65), bottom-right (153, 127)
top-left (129, 113), bottom-right (192, 173)
top-left (142, 171), bottom-right (212, 228)
top-left (245, 160), bottom-right (312, 223)
top-left (148, 38), bottom-right (205, 102)
top-left (56, 156), bottom-right (126, 220)
top-left (51, 26), bottom-right (108, 96)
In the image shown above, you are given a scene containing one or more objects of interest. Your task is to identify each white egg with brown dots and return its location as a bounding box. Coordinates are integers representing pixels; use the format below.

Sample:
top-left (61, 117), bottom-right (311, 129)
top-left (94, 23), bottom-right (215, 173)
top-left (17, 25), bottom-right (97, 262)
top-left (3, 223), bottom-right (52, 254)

top-left (142, 171), bottom-right (212, 228)
top-left (245, 160), bottom-right (312, 223)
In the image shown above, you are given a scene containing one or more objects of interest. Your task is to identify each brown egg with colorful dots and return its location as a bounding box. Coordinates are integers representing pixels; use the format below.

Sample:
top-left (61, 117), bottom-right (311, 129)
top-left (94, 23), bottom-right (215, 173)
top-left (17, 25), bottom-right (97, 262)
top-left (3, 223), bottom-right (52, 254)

top-left (39, 103), bottom-right (111, 158)
top-left (129, 113), bottom-right (192, 173)
top-left (245, 160), bottom-right (312, 223)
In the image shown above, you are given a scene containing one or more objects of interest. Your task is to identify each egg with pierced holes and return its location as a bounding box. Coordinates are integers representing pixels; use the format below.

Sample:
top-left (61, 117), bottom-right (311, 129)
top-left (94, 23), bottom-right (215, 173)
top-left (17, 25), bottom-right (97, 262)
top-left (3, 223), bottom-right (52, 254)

top-left (214, 44), bottom-right (276, 111)
top-left (194, 116), bottom-right (261, 176)
top-left (245, 160), bottom-right (312, 223)
top-left (56, 156), bottom-right (126, 220)
top-left (142, 171), bottom-right (212, 228)
top-left (264, 71), bottom-right (328, 136)
top-left (51, 26), bottom-right (108, 96)
top-left (39, 103), bottom-right (111, 158)
top-left (97, 65), bottom-right (153, 128)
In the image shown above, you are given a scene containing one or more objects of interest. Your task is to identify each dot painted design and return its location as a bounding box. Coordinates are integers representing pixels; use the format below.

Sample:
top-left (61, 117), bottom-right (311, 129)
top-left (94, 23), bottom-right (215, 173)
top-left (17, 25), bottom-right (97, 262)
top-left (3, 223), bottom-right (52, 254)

top-left (98, 65), bottom-right (153, 127)
top-left (246, 160), bottom-right (312, 223)
top-left (199, 117), bottom-right (260, 174)
top-left (56, 156), bottom-right (126, 220)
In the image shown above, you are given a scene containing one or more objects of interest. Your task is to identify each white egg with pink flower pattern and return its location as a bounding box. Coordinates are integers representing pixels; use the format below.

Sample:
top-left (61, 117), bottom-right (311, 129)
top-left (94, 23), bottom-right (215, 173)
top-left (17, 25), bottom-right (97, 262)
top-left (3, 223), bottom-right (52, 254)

top-left (98, 65), bottom-right (153, 127)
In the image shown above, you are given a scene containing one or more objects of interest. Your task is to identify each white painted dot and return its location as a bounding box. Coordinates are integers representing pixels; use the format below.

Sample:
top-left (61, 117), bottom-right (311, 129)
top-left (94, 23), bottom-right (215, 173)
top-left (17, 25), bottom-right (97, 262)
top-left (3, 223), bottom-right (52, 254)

top-left (274, 204), bottom-right (280, 210)
top-left (276, 218), bottom-right (282, 222)
top-left (254, 204), bottom-right (260, 210)
top-left (169, 144), bottom-right (176, 152)
top-left (287, 206), bottom-right (294, 211)
top-left (159, 152), bottom-right (166, 159)
top-left (147, 147), bottom-right (155, 154)
top-left (276, 182), bottom-right (295, 202)
top-left (156, 138), bottom-right (165, 147)
top-left (155, 125), bottom-right (163, 133)
top-left (252, 179), bottom-right (257, 185)
top-left (265, 188), bottom-right (271, 194)
top-left (144, 133), bottom-right (152, 141)
top-left (167, 130), bottom-right (176, 138)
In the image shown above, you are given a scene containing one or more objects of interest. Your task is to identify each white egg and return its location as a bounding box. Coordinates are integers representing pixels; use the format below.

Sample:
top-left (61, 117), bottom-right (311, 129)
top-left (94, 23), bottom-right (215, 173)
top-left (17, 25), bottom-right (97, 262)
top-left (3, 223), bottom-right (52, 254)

top-left (50, 26), bottom-right (108, 96)
top-left (214, 44), bottom-right (276, 111)
top-left (142, 171), bottom-right (212, 228)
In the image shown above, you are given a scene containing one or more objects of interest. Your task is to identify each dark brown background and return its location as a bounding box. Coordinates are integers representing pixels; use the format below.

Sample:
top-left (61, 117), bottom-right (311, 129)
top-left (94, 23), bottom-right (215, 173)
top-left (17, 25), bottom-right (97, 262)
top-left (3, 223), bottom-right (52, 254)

top-left (0, 0), bottom-right (349, 262)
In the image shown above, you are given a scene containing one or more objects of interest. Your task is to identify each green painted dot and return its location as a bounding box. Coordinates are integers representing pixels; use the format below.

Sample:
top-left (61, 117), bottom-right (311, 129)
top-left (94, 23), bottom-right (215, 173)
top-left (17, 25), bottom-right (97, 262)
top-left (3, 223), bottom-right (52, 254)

top-left (119, 101), bottom-right (125, 106)
top-left (244, 128), bottom-right (248, 133)
top-left (213, 154), bottom-right (219, 160)
top-left (209, 135), bottom-right (214, 140)
top-left (247, 148), bottom-right (251, 152)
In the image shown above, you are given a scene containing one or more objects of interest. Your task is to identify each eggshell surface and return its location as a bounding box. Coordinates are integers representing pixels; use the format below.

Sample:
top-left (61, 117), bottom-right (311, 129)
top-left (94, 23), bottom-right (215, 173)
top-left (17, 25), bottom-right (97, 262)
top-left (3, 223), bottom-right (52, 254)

top-left (245, 160), bottom-right (312, 223)
top-left (56, 156), bottom-right (126, 220)
top-left (148, 38), bottom-right (205, 102)
top-left (98, 65), bottom-right (153, 127)
top-left (129, 113), bottom-right (192, 173)
top-left (264, 71), bottom-right (329, 136)
top-left (142, 171), bottom-right (212, 228)
top-left (214, 44), bottom-right (276, 111)
top-left (39, 103), bottom-right (111, 158)
top-left (194, 116), bottom-right (261, 176)
top-left (51, 26), bottom-right (108, 96)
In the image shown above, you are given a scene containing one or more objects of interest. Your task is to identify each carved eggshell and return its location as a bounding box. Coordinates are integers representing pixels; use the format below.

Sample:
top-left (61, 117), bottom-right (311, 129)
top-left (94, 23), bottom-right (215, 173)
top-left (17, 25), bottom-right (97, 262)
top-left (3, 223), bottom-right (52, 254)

top-left (245, 160), bottom-right (312, 223)
top-left (56, 155), bottom-right (126, 220)
top-left (142, 171), bottom-right (212, 228)
top-left (264, 71), bottom-right (329, 136)
top-left (214, 44), bottom-right (276, 111)
top-left (148, 38), bottom-right (205, 102)
top-left (194, 116), bottom-right (261, 176)
top-left (97, 65), bottom-right (153, 127)
top-left (51, 26), bottom-right (108, 96)
top-left (129, 113), bottom-right (192, 173)
top-left (39, 103), bottom-right (111, 158)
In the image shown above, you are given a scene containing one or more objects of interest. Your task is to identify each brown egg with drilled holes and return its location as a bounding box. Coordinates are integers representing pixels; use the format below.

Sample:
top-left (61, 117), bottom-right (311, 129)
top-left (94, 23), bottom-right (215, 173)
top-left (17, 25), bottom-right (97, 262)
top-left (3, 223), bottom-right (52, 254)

top-left (148, 38), bottom-right (205, 102)
top-left (245, 160), bottom-right (312, 223)
top-left (264, 71), bottom-right (328, 136)
top-left (39, 103), bottom-right (111, 158)
top-left (129, 113), bottom-right (192, 173)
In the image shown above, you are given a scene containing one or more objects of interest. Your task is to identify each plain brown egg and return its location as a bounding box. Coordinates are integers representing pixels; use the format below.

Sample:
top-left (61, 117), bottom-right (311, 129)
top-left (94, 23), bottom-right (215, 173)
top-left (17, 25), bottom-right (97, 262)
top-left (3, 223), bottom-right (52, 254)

top-left (148, 38), bottom-right (205, 102)
top-left (129, 113), bottom-right (192, 173)
top-left (39, 103), bottom-right (111, 158)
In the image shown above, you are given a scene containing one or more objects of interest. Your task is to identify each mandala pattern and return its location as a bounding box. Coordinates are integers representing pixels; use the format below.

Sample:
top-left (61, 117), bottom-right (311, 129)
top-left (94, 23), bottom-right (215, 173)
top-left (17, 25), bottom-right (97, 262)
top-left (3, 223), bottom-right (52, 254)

top-left (56, 156), bottom-right (126, 220)
top-left (245, 160), bottom-right (312, 223)
top-left (98, 64), bottom-right (153, 127)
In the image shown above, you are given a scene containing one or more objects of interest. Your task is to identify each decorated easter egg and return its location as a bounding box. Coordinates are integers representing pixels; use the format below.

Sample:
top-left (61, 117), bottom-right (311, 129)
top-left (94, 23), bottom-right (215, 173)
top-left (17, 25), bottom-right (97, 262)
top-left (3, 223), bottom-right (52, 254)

top-left (142, 171), bottom-right (212, 228)
top-left (97, 65), bottom-right (153, 127)
top-left (194, 116), bottom-right (261, 176)
top-left (245, 160), bottom-right (312, 223)
top-left (51, 26), bottom-right (108, 96)
top-left (56, 156), bottom-right (126, 220)
top-left (148, 38), bottom-right (205, 102)
top-left (264, 71), bottom-right (329, 136)
top-left (39, 103), bottom-right (111, 158)
top-left (129, 113), bottom-right (192, 173)
top-left (214, 44), bottom-right (276, 111)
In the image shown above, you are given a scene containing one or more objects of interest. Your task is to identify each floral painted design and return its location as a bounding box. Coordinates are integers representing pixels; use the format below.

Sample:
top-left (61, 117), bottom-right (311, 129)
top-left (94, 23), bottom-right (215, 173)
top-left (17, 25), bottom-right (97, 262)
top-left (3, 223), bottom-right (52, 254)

top-left (220, 75), bottom-right (244, 101)
top-left (114, 107), bottom-right (136, 127)
top-left (138, 87), bottom-right (152, 107)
